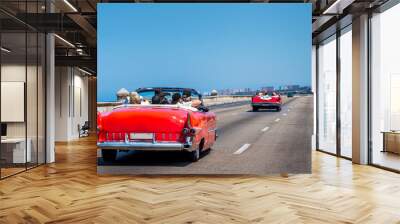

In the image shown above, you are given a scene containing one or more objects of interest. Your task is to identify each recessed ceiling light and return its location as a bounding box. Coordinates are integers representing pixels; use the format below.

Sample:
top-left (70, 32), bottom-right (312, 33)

top-left (323, 0), bottom-right (355, 15)
top-left (78, 67), bottom-right (93, 76)
top-left (63, 0), bottom-right (78, 12)
top-left (54, 34), bottom-right (75, 48)
top-left (1, 47), bottom-right (11, 53)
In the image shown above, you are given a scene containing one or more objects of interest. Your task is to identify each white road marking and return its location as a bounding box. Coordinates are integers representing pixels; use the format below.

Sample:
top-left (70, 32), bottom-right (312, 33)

top-left (261, 126), bottom-right (270, 132)
top-left (275, 118), bottom-right (281, 122)
top-left (283, 113), bottom-right (287, 116)
top-left (233, 143), bottom-right (251, 155)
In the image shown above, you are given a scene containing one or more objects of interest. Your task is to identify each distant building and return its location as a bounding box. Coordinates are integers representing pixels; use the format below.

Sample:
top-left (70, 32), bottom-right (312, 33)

top-left (285, 85), bottom-right (301, 91)
top-left (260, 86), bottom-right (274, 92)
top-left (218, 88), bottom-right (254, 95)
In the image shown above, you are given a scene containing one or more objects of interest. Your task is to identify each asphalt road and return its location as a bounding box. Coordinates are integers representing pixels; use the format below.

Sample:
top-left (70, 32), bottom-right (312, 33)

top-left (98, 96), bottom-right (313, 175)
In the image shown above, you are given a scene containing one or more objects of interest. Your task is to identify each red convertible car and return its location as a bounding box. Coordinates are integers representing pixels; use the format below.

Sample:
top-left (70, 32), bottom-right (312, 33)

top-left (97, 88), bottom-right (217, 162)
top-left (251, 91), bottom-right (282, 112)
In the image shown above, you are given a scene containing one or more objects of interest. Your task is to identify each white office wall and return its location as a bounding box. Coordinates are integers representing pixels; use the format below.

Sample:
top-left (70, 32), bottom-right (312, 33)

top-left (1, 65), bottom-right (27, 138)
top-left (55, 67), bottom-right (69, 141)
top-left (1, 63), bottom-right (46, 165)
top-left (1, 64), bottom-right (26, 81)
top-left (1, 82), bottom-right (25, 122)
top-left (55, 67), bottom-right (89, 141)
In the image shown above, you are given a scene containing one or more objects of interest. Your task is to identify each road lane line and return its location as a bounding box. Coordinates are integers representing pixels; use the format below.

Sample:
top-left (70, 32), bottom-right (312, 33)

top-left (233, 143), bottom-right (251, 155)
top-left (261, 126), bottom-right (270, 132)
top-left (275, 118), bottom-right (280, 122)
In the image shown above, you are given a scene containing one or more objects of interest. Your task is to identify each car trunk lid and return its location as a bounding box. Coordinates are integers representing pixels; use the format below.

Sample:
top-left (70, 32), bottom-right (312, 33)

top-left (98, 106), bottom-right (190, 143)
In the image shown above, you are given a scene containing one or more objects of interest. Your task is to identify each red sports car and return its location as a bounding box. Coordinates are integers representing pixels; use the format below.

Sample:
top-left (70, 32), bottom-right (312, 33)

top-left (97, 88), bottom-right (217, 162)
top-left (251, 91), bottom-right (282, 112)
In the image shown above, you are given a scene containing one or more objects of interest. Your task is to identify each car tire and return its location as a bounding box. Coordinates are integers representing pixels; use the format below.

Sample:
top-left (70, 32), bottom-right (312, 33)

top-left (276, 107), bottom-right (282, 112)
top-left (102, 149), bottom-right (118, 161)
top-left (190, 148), bottom-right (200, 162)
top-left (252, 106), bottom-right (259, 112)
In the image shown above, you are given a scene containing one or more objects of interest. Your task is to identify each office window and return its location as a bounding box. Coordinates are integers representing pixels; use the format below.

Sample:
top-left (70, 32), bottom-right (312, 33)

top-left (339, 27), bottom-right (352, 158)
top-left (371, 3), bottom-right (400, 171)
top-left (318, 35), bottom-right (337, 154)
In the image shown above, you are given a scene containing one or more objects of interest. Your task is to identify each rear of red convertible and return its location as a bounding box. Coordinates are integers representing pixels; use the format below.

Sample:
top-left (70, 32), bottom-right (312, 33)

top-left (97, 105), bottom-right (197, 152)
top-left (251, 94), bottom-right (282, 111)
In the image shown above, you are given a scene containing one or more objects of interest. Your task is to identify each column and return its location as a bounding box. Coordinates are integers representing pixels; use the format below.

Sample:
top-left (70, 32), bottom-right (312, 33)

top-left (352, 14), bottom-right (369, 164)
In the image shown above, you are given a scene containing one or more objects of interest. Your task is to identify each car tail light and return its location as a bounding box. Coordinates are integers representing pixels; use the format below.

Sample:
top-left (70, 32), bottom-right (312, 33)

top-left (155, 133), bottom-right (181, 142)
top-left (97, 112), bottom-right (105, 143)
top-left (182, 128), bottom-right (196, 136)
top-left (99, 132), bottom-right (127, 142)
top-left (98, 130), bottom-right (105, 143)
top-left (181, 113), bottom-right (195, 144)
top-left (182, 113), bottom-right (196, 136)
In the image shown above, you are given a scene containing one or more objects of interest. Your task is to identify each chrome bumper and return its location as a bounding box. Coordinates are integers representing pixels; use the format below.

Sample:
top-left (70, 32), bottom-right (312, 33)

top-left (97, 141), bottom-right (194, 152)
top-left (252, 102), bottom-right (281, 107)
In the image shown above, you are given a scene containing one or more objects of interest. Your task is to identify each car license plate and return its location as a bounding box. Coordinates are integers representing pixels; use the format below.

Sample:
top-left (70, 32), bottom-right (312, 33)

top-left (130, 133), bottom-right (153, 140)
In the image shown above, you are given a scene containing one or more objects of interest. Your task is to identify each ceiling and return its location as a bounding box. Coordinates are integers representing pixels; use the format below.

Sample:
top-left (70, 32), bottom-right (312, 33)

top-left (0, 0), bottom-right (391, 75)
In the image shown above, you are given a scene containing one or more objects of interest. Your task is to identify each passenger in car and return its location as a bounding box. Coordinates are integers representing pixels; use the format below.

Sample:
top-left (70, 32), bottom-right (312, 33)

top-left (152, 89), bottom-right (162, 104)
top-left (129, 92), bottom-right (141, 104)
top-left (171, 93), bottom-right (182, 104)
top-left (152, 89), bottom-right (169, 104)
top-left (160, 92), bottom-right (169, 104)
top-left (140, 96), bottom-right (150, 105)
top-left (182, 89), bottom-right (202, 108)
top-left (151, 89), bottom-right (160, 104)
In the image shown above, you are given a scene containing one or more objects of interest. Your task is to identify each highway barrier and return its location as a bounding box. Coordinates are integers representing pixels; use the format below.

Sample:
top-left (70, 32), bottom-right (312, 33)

top-left (96, 94), bottom-right (302, 113)
top-left (202, 95), bottom-right (251, 106)
top-left (97, 95), bottom-right (252, 112)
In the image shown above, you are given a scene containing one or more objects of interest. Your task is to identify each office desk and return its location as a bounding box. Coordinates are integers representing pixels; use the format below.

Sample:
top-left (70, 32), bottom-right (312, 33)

top-left (1, 138), bottom-right (31, 163)
top-left (382, 131), bottom-right (400, 154)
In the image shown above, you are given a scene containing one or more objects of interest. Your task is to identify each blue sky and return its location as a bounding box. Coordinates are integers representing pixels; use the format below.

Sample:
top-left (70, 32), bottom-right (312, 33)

top-left (98, 3), bottom-right (311, 102)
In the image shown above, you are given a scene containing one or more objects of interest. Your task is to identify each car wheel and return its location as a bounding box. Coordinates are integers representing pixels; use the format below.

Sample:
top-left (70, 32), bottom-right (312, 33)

top-left (190, 148), bottom-right (200, 162)
top-left (252, 106), bottom-right (259, 112)
top-left (277, 107), bottom-right (281, 112)
top-left (102, 149), bottom-right (118, 161)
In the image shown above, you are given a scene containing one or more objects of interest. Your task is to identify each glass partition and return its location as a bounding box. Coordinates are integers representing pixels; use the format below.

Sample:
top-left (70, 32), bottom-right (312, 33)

top-left (1, 31), bottom-right (28, 177)
top-left (317, 35), bottom-right (337, 154)
top-left (27, 31), bottom-right (38, 169)
top-left (0, 2), bottom-right (46, 179)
